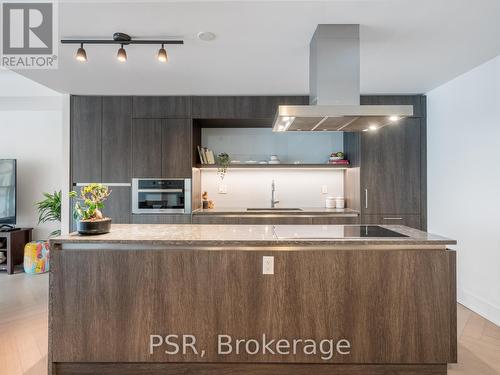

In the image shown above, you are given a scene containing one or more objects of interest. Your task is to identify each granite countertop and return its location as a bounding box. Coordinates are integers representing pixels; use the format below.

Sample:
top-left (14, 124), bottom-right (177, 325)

top-left (192, 207), bottom-right (360, 216)
top-left (51, 224), bottom-right (456, 247)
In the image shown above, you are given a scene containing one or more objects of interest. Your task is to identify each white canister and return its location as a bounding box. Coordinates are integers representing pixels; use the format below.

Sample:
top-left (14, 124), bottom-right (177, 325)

top-left (325, 197), bottom-right (336, 209)
top-left (335, 197), bottom-right (345, 209)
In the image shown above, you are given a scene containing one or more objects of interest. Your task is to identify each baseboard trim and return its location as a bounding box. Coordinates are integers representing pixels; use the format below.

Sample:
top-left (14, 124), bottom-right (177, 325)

top-left (458, 288), bottom-right (500, 326)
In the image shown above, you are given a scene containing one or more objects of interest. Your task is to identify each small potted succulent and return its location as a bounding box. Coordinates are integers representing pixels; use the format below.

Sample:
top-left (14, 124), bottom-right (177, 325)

top-left (69, 183), bottom-right (112, 235)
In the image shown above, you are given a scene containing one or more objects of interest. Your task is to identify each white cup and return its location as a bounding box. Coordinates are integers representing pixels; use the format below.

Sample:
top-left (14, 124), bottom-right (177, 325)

top-left (335, 197), bottom-right (345, 209)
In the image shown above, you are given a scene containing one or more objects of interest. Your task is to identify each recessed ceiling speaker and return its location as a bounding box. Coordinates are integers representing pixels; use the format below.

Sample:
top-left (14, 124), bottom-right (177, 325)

top-left (197, 31), bottom-right (216, 42)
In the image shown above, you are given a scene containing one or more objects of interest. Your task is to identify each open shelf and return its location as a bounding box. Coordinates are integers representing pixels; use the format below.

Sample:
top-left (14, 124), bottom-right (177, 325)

top-left (195, 163), bottom-right (350, 169)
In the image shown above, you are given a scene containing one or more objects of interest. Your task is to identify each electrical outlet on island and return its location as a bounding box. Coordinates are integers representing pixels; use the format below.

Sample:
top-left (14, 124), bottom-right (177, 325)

top-left (321, 185), bottom-right (328, 194)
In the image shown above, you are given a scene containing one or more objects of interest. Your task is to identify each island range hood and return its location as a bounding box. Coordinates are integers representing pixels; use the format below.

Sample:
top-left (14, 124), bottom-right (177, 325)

top-left (272, 24), bottom-right (413, 132)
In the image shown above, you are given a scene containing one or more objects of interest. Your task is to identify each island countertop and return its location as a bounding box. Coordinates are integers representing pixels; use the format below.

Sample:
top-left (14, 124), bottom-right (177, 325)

top-left (51, 224), bottom-right (456, 248)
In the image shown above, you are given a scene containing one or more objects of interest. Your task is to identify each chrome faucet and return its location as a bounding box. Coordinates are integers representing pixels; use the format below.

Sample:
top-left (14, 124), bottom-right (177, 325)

top-left (271, 180), bottom-right (279, 208)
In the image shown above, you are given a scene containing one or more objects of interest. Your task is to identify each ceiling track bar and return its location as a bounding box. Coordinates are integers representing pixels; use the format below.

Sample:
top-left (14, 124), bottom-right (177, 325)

top-left (310, 116), bottom-right (329, 131)
top-left (61, 40), bottom-right (184, 45)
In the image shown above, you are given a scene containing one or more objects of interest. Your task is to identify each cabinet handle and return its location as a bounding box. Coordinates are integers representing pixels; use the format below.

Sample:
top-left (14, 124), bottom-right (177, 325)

top-left (364, 189), bottom-right (368, 209)
top-left (383, 217), bottom-right (403, 220)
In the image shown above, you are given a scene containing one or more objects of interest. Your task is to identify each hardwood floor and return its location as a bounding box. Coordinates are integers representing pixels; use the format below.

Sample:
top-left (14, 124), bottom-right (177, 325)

top-left (0, 272), bottom-right (498, 375)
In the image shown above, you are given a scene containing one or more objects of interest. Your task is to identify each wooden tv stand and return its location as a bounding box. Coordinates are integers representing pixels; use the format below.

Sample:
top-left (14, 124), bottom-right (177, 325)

top-left (0, 228), bottom-right (33, 274)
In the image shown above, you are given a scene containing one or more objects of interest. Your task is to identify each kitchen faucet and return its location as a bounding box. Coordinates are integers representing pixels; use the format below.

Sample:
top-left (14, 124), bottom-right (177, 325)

top-left (271, 180), bottom-right (279, 208)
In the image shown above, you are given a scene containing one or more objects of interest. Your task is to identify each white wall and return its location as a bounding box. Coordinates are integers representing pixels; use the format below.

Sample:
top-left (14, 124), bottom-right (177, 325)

top-left (427, 55), bottom-right (500, 326)
top-left (0, 70), bottom-right (69, 240)
top-left (201, 169), bottom-right (344, 208)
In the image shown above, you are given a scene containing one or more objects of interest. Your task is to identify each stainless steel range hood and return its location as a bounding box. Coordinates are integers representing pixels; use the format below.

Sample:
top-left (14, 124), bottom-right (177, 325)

top-left (272, 25), bottom-right (413, 132)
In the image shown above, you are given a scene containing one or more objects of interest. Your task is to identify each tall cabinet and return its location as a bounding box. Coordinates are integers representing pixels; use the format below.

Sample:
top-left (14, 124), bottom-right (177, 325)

top-left (70, 96), bottom-right (132, 226)
top-left (344, 95), bottom-right (426, 230)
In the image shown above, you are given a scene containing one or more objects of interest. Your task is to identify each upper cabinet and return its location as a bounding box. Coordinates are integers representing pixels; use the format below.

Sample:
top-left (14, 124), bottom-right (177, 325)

top-left (102, 97), bottom-right (132, 182)
top-left (192, 96), bottom-right (308, 119)
top-left (71, 96), bottom-right (102, 183)
top-left (71, 96), bottom-right (132, 183)
top-left (162, 118), bottom-right (192, 178)
top-left (132, 96), bottom-right (191, 118)
top-left (131, 119), bottom-right (192, 178)
top-left (131, 119), bottom-right (163, 178)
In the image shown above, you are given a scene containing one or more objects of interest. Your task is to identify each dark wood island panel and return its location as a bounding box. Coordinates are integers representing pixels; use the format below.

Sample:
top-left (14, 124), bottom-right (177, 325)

top-left (49, 244), bottom-right (456, 375)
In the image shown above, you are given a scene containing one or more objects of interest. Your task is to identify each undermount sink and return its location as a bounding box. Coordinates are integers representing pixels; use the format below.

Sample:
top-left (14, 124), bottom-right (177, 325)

top-left (246, 208), bottom-right (303, 212)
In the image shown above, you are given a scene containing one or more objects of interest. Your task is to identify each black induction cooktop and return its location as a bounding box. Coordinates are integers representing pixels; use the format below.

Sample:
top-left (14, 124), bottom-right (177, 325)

top-left (344, 225), bottom-right (408, 238)
top-left (273, 225), bottom-right (409, 239)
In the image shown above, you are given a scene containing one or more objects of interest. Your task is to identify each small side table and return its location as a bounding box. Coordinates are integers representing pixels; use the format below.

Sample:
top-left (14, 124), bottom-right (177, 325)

top-left (0, 228), bottom-right (33, 274)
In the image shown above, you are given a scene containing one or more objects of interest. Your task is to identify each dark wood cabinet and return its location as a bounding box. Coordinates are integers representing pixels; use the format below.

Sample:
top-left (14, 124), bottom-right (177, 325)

top-left (101, 186), bottom-right (131, 224)
top-left (132, 96), bottom-right (191, 118)
top-left (192, 96), bottom-right (308, 119)
top-left (311, 216), bottom-right (360, 225)
top-left (162, 119), bottom-right (192, 178)
top-left (192, 215), bottom-right (359, 225)
top-left (131, 119), bottom-right (163, 178)
top-left (361, 117), bottom-right (421, 215)
top-left (71, 96), bottom-right (102, 182)
top-left (132, 214), bottom-right (191, 224)
top-left (362, 214), bottom-right (421, 230)
top-left (102, 97), bottom-right (132, 182)
top-left (132, 119), bottom-right (192, 178)
top-left (344, 95), bottom-right (426, 230)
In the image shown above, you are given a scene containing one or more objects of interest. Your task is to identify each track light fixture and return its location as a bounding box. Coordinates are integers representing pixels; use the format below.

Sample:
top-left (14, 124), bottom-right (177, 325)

top-left (157, 44), bottom-right (168, 63)
top-left (61, 33), bottom-right (183, 64)
top-left (75, 43), bottom-right (87, 62)
top-left (117, 44), bottom-right (127, 62)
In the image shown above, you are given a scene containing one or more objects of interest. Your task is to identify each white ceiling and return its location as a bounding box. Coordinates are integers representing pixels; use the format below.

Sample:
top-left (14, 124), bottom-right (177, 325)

top-left (17, 0), bottom-right (500, 95)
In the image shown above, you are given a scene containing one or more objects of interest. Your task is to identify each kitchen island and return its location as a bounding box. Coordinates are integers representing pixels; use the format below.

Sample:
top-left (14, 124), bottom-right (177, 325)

top-left (49, 224), bottom-right (457, 375)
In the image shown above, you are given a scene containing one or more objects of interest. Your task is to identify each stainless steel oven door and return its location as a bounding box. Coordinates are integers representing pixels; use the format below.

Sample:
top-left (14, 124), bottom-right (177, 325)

top-left (132, 178), bottom-right (191, 214)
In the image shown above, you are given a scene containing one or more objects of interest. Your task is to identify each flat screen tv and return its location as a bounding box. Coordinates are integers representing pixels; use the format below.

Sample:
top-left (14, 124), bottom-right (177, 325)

top-left (0, 159), bottom-right (16, 225)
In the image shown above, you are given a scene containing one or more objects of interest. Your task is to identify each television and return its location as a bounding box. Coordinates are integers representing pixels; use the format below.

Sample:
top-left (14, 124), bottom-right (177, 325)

top-left (0, 159), bottom-right (16, 226)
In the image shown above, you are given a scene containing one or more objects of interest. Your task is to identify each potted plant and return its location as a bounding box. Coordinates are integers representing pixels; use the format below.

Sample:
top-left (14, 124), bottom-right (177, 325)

top-left (35, 190), bottom-right (62, 237)
top-left (217, 152), bottom-right (230, 180)
top-left (69, 183), bottom-right (112, 235)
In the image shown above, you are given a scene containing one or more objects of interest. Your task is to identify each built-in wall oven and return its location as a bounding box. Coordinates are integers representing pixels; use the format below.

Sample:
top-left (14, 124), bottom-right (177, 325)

top-left (132, 178), bottom-right (191, 214)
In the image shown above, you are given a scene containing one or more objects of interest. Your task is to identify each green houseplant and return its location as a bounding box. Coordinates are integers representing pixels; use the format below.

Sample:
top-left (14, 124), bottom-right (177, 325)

top-left (35, 190), bottom-right (62, 237)
top-left (217, 152), bottom-right (230, 180)
top-left (69, 183), bottom-right (112, 235)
